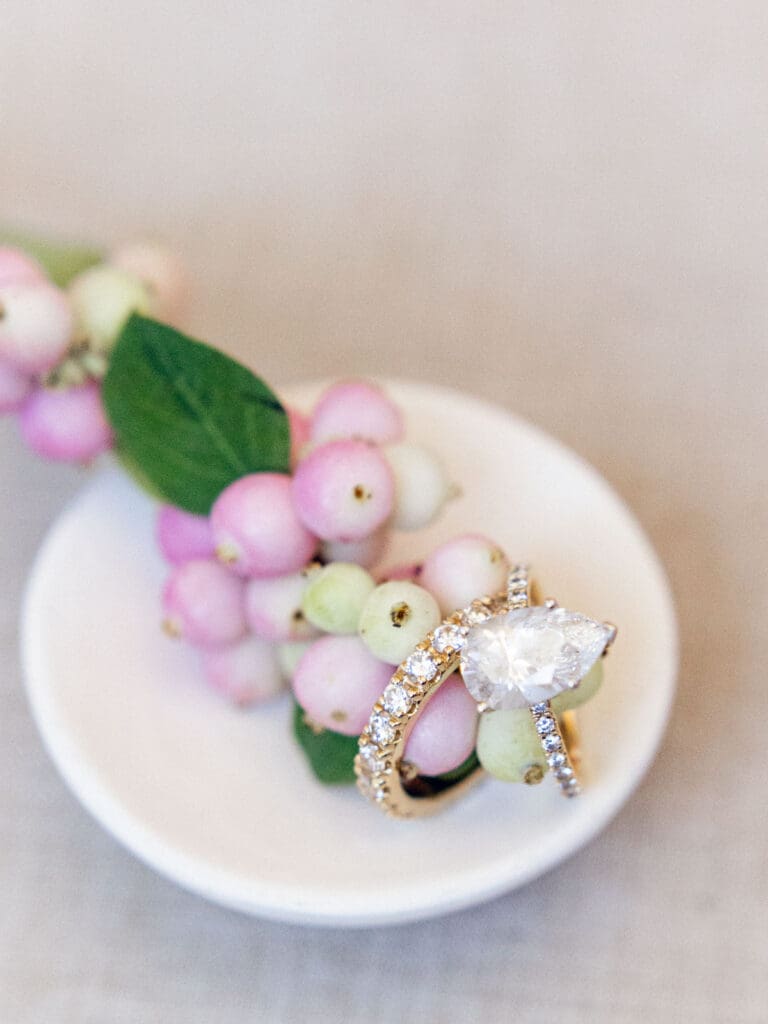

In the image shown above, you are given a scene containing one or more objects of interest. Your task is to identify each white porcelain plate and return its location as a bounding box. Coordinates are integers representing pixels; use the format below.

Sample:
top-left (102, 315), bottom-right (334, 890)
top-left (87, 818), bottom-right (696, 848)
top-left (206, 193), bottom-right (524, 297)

top-left (21, 380), bottom-right (677, 927)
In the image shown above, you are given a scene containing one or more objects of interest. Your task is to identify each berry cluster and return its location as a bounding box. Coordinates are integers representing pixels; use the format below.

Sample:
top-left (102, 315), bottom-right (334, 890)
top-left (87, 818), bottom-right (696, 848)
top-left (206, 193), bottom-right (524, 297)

top-left (157, 378), bottom-right (516, 777)
top-left (3, 237), bottom-right (606, 789)
top-left (0, 242), bottom-right (183, 462)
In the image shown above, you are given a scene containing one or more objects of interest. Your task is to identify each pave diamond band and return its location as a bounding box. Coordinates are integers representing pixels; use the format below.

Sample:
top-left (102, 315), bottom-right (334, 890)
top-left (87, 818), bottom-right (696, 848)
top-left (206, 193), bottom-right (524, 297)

top-left (529, 700), bottom-right (581, 798)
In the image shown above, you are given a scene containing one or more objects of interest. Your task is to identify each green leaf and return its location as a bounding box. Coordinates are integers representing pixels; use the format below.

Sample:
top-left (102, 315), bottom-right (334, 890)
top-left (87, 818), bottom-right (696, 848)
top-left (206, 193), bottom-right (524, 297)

top-left (0, 226), bottom-right (103, 287)
top-left (292, 701), bottom-right (359, 785)
top-left (102, 315), bottom-right (290, 513)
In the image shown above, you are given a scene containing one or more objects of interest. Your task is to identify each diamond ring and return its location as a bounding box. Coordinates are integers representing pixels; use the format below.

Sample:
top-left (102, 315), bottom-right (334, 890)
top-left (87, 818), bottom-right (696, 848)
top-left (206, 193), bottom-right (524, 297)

top-left (355, 564), bottom-right (617, 818)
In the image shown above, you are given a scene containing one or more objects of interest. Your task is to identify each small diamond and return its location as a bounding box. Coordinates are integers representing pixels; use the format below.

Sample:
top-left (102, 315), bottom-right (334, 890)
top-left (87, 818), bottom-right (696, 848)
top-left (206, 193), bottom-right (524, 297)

top-left (555, 765), bottom-right (573, 780)
top-left (381, 682), bottom-right (411, 717)
top-left (406, 650), bottom-right (438, 684)
top-left (463, 603), bottom-right (493, 626)
top-left (369, 712), bottom-right (395, 746)
top-left (563, 784), bottom-right (581, 799)
top-left (357, 775), bottom-right (386, 802)
top-left (547, 751), bottom-right (567, 768)
top-left (531, 702), bottom-right (549, 715)
top-left (542, 733), bottom-right (562, 752)
top-left (536, 716), bottom-right (556, 735)
top-left (359, 742), bottom-right (386, 773)
top-left (432, 623), bottom-right (466, 654)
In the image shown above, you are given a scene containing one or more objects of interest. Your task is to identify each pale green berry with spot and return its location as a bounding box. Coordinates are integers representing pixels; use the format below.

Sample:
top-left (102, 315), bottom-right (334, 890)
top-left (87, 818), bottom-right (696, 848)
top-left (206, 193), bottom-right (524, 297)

top-left (302, 562), bottom-right (376, 634)
top-left (477, 706), bottom-right (548, 783)
top-left (69, 265), bottom-right (151, 353)
top-left (358, 580), bottom-right (441, 664)
top-left (552, 660), bottom-right (603, 713)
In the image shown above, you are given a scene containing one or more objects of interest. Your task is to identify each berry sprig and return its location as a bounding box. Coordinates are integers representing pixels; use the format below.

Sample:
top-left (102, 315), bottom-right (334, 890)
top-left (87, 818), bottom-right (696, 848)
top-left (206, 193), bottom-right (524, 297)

top-left (2, 235), bottom-right (607, 791)
top-left (0, 240), bottom-right (184, 463)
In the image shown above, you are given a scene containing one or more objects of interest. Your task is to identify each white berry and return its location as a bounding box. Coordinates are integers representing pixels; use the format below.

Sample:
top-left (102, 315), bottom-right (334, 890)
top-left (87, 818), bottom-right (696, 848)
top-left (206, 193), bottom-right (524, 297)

top-left (385, 442), bottom-right (454, 531)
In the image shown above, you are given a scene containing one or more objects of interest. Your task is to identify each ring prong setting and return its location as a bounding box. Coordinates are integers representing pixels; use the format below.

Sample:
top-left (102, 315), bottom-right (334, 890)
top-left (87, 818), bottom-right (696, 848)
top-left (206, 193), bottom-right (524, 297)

top-left (602, 622), bottom-right (618, 653)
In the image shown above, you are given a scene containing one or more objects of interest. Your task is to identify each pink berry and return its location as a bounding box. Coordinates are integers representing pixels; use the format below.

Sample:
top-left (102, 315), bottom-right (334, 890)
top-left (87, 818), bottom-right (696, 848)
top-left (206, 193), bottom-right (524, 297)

top-left (19, 382), bottom-right (112, 462)
top-left (0, 248), bottom-right (47, 288)
top-left (200, 635), bottom-right (285, 706)
top-left (420, 534), bottom-right (509, 615)
top-left (211, 473), bottom-right (317, 578)
top-left (245, 571), bottom-right (318, 642)
top-left (0, 282), bottom-right (73, 374)
top-left (287, 405), bottom-right (310, 465)
top-left (0, 360), bottom-right (32, 413)
top-left (292, 439), bottom-right (394, 542)
top-left (162, 558), bottom-right (247, 648)
top-left (310, 380), bottom-right (404, 445)
top-left (320, 529), bottom-right (389, 569)
top-left (110, 240), bottom-right (186, 323)
top-left (156, 505), bottom-right (215, 565)
top-left (404, 674), bottom-right (478, 776)
top-left (292, 634), bottom-right (392, 736)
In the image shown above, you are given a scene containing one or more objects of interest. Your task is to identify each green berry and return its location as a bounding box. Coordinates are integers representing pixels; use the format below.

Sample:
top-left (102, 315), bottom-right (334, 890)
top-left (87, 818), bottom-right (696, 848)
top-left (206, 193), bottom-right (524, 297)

top-left (552, 660), bottom-right (604, 713)
top-left (302, 562), bottom-right (376, 634)
top-left (277, 640), bottom-right (313, 680)
top-left (477, 707), bottom-right (548, 783)
top-left (69, 265), bottom-right (151, 353)
top-left (358, 580), bottom-right (441, 664)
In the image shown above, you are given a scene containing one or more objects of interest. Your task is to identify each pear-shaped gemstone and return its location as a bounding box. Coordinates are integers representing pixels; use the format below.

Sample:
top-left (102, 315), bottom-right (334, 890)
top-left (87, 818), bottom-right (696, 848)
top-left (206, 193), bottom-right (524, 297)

top-left (460, 606), bottom-right (611, 710)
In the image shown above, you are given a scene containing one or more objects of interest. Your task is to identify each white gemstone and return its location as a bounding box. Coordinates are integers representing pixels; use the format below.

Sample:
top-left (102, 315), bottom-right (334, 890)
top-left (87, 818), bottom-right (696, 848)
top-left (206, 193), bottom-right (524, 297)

top-left (359, 742), bottom-right (386, 772)
top-left (460, 606), bottom-right (612, 710)
top-left (548, 751), bottom-right (567, 768)
top-left (463, 602), bottom-right (493, 626)
top-left (369, 712), bottom-right (395, 746)
top-left (432, 623), bottom-right (466, 653)
top-left (406, 650), bottom-right (438, 684)
top-left (382, 682), bottom-right (411, 716)
top-left (536, 715), bottom-right (555, 735)
top-left (543, 733), bottom-right (562, 752)
top-left (357, 775), bottom-right (385, 801)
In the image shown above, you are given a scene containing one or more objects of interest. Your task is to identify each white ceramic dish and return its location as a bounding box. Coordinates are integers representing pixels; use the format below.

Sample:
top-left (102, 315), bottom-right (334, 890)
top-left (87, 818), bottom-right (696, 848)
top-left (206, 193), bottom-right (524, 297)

top-left (21, 380), bottom-right (677, 927)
